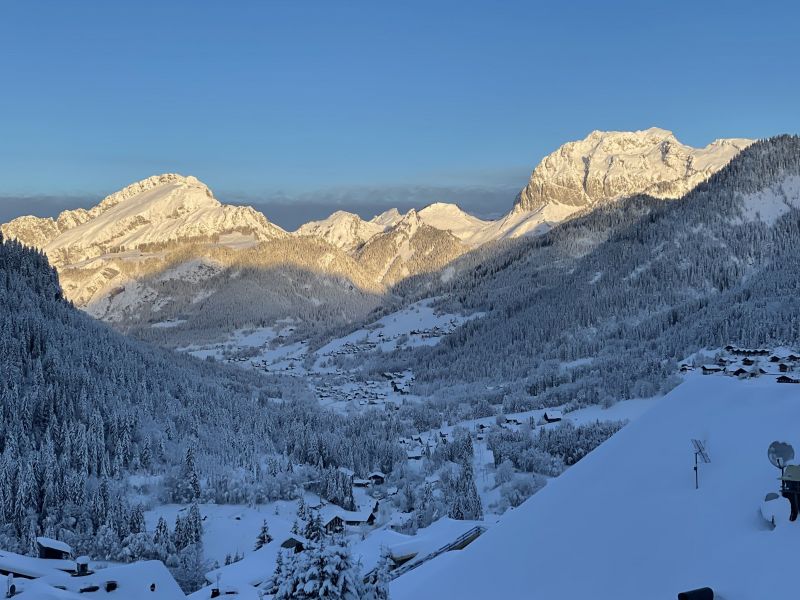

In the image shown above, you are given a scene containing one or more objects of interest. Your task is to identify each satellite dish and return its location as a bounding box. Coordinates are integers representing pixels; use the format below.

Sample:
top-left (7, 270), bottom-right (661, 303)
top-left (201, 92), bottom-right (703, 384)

top-left (768, 441), bottom-right (795, 469)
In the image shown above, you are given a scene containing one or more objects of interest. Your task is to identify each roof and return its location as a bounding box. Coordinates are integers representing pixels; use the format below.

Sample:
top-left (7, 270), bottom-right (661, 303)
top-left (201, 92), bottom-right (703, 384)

top-left (544, 410), bottom-right (563, 419)
top-left (41, 560), bottom-right (184, 600)
top-left (0, 549), bottom-right (70, 579)
top-left (368, 471), bottom-right (387, 478)
top-left (36, 537), bottom-right (72, 555)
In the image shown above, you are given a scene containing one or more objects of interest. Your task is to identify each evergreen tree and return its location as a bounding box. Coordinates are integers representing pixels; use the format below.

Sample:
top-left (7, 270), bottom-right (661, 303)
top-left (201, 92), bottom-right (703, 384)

top-left (254, 519), bottom-right (272, 550)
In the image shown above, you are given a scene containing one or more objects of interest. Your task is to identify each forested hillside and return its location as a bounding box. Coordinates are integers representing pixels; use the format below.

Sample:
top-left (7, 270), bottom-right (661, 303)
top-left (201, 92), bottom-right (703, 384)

top-left (386, 136), bottom-right (800, 409)
top-left (0, 236), bottom-right (404, 562)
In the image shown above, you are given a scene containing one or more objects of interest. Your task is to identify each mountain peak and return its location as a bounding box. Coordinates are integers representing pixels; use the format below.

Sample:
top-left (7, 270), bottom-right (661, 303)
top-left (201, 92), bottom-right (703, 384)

top-left (514, 128), bottom-right (753, 212)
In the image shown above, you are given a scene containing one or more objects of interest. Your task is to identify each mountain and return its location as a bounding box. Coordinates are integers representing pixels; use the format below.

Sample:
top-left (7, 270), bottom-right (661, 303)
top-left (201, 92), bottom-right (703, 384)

top-left (1, 175), bottom-right (384, 340)
top-left (513, 127), bottom-right (753, 212)
top-left (296, 210), bottom-right (386, 252)
top-left (356, 209), bottom-right (470, 285)
top-left (3, 174), bottom-right (287, 268)
top-left (0, 129), bottom-right (753, 341)
top-left (360, 136), bottom-right (800, 408)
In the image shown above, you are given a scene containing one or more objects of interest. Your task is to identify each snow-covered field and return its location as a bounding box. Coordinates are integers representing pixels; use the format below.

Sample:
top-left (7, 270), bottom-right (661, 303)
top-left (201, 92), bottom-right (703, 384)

top-left (392, 373), bottom-right (800, 600)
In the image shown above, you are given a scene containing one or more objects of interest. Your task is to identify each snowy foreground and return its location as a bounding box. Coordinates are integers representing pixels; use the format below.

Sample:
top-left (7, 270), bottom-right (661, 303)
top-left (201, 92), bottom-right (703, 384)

top-left (392, 374), bottom-right (800, 600)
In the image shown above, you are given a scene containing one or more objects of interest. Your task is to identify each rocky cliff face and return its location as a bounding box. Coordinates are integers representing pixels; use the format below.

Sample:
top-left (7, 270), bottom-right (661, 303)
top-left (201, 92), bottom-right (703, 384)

top-left (513, 128), bottom-right (753, 212)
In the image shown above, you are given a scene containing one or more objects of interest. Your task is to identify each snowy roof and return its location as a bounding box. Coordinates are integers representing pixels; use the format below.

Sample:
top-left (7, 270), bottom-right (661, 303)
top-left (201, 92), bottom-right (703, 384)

top-left (387, 518), bottom-right (484, 566)
top-left (36, 537), bottom-right (72, 555)
top-left (41, 560), bottom-right (184, 600)
top-left (0, 549), bottom-right (70, 579)
top-left (392, 375), bottom-right (800, 600)
top-left (543, 410), bottom-right (563, 419)
top-left (368, 471), bottom-right (386, 478)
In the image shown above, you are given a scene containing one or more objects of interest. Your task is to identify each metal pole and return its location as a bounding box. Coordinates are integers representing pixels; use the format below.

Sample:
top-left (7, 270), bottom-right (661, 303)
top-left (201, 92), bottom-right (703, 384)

top-left (694, 452), bottom-right (699, 490)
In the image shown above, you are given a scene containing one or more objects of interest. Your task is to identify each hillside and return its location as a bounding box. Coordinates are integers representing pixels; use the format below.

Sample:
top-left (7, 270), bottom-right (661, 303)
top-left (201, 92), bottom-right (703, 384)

top-left (384, 136), bottom-right (800, 408)
top-left (0, 235), bottom-right (404, 565)
top-left (392, 373), bottom-right (800, 600)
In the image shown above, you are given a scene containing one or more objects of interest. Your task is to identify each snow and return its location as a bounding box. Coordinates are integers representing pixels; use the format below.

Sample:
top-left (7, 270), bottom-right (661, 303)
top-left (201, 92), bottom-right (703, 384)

top-left (0, 549), bottom-right (71, 579)
top-left (35, 537), bottom-right (72, 555)
top-left (296, 210), bottom-right (386, 251)
top-left (38, 560), bottom-right (185, 600)
top-left (42, 176), bottom-right (284, 266)
top-left (393, 374), bottom-right (800, 600)
top-left (738, 175), bottom-right (800, 225)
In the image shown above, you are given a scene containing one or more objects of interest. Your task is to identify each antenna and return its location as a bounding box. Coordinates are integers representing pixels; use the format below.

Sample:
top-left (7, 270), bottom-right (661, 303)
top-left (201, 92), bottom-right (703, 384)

top-left (691, 439), bottom-right (710, 489)
top-left (768, 441), bottom-right (795, 477)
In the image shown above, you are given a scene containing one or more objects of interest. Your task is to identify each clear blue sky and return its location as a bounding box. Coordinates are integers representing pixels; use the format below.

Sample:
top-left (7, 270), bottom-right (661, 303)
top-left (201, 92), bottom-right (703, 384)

top-left (1, 0), bottom-right (798, 224)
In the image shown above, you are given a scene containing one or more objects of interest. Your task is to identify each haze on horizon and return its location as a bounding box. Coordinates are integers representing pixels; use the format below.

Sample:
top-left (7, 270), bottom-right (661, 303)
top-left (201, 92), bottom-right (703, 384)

top-left (1, 0), bottom-right (799, 228)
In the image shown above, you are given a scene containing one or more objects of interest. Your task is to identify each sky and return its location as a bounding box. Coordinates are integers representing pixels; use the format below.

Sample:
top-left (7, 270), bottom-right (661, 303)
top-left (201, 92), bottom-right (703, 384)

top-left (1, 0), bottom-right (799, 228)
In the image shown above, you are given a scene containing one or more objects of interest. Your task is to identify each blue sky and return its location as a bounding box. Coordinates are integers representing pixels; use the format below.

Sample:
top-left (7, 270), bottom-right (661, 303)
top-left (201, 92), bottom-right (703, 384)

top-left (1, 0), bottom-right (799, 227)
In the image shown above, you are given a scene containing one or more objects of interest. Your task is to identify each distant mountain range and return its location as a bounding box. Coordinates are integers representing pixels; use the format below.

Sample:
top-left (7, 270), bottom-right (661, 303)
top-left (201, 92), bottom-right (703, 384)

top-left (0, 128), bottom-right (754, 339)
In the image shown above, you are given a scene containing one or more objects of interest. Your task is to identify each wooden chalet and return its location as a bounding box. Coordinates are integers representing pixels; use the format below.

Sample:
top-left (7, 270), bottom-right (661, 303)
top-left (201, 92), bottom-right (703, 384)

top-left (543, 410), bottom-right (563, 423)
top-left (778, 375), bottom-right (800, 384)
top-left (368, 472), bottom-right (386, 486)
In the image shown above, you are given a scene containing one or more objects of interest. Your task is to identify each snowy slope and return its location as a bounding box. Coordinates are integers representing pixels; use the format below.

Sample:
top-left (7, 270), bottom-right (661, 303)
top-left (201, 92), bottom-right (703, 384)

top-left (393, 374), bottom-right (800, 600)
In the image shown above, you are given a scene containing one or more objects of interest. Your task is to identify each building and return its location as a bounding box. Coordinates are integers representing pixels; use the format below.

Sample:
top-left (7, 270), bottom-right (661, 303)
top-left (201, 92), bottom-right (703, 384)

top-left (323, 515), bottom-right (344, 535)
top-left (543, 410), bottom-right (563, 423)
top-left (778, 375), bottom-right (800, 384)
top-left (701, 365), bottom-right (723, 374)
top-left (36, 537), bottom-right (72, 561)
top-left (280, 536), bottom-right (308, 553)
top-left (368, 472), bottom-right (387, 486)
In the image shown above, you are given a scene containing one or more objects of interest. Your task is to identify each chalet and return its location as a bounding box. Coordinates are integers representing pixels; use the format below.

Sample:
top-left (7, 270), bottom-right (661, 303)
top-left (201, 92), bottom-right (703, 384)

top-left (679, 364), bottom-right (694, 372)
top-left (789, 354), bottom-right (800, 362)
top-left (406, 448), bottom-right (423, 461)
top-left (506, 417), bottom-right (523, 426)
top-left (339, 508), bottom-right (377, 528)
top-left (323, 514), bottom-right (344, 535)
top-left (701, 365), bottom-right (723, 374)
top-left (476, 423), bottom-right (490, 432)
top-left (780, 363), bottom-right (794, 373)
top-left (280, 536), bottom-right (308, 553)
top-left (770, 355), bottom-right (782, 363)
top-left (36, 537), bottom-right (72, 561)
top-left (731, 368), bottom-right (749, 378)
top-left (368, 472), bottom-right (386, 486)
top-left (353, 478), bottom-right (371, 488)
top-left (778, 375), bottom-right (800, 384)
top-left (543, 410), bottom-right (563, 423)
top-left (742, 357), bottom-right (755, 366)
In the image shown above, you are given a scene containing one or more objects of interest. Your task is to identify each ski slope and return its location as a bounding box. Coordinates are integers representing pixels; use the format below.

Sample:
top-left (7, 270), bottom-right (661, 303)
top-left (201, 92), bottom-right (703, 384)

top-left (392, 374), bottom-right (800, 600)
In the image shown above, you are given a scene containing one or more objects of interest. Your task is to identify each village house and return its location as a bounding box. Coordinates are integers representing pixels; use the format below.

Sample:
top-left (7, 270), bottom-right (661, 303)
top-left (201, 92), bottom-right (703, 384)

top-left (777, 375), bottom-right (800, 384)
top-left (368, 472), bottom-right (387, 486)
top-left (543, 410), bottom-right (563, 423)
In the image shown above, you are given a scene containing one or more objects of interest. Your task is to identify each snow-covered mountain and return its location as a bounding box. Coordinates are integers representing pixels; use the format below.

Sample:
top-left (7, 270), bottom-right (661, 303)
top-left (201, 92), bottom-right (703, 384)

top-left (3, 174), bottom-right (287, 268)
top-left (357, 209), bottom-right (469, 285)
top-left (296, 210), bottom-right (387, 252)
top-left (514, 127), bottom-right (753, 212)
top-left (0, 129), bottom-right (753, 338)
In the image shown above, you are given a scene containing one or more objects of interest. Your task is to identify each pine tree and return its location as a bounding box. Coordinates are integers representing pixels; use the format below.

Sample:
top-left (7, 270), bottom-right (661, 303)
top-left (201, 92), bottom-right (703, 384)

top-left (363, 548), bottom-right (392, 600)
top-left (254, 519), bottom-right (272, 550)
top-left (304, 511), bottom-right (324, 542)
